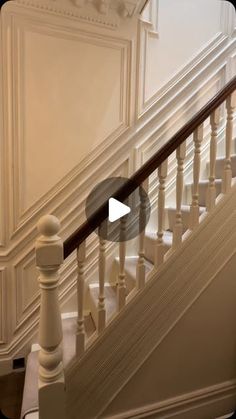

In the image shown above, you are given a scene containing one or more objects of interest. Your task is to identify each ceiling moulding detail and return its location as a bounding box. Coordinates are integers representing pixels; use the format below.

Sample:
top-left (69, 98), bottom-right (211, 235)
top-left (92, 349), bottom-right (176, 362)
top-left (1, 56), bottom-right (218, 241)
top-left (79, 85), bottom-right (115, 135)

top-left (15, 0), bottom-right (144, 29)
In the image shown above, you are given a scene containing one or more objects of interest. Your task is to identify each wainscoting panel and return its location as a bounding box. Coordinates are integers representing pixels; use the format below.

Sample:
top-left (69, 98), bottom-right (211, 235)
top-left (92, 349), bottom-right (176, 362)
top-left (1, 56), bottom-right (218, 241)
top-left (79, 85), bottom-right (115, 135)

top-left (0, 0), bottom-right (235, 370)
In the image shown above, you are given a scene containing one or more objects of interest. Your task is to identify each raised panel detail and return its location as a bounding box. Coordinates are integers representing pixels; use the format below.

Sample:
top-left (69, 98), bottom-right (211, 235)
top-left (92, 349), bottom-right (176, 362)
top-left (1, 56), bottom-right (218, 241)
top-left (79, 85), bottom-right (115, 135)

top-left (137, 0), bottom-right (225, 116)
top-left (0, 268), bottom-right (7, 344)
top-left (14, 251), bottom-right (39, 331)
top-left (6, 11), bottom-right (131, 234)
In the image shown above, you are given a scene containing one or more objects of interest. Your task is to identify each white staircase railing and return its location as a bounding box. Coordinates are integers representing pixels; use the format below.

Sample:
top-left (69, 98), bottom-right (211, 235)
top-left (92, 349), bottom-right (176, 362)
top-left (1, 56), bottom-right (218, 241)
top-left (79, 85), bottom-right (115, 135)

top-left (34, 78), bottom-right (236, 416)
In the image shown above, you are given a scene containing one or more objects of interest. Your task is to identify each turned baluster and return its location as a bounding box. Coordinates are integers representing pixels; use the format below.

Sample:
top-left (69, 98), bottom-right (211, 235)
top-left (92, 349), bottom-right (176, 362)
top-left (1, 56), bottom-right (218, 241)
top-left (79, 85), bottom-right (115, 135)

top-left (173, 143), bottom-right (186, 250)
top-left (222, 92), bottom-right (236, 193)
top-left (117, 216), bottom-right (127, 311)
top-left (155, 160), bottom-right (168, 267)
top-left (98, 223), bottom-right (106, 334)
top-left (189, 124), bottom-right (203, 230)
top-left (136, 179), bottom-right (148, 289)
top-left (206, 107), bottom-right (220, 211)
top-left (76, 241), bottom-right (86, 357)
top-left (36, 215), bottom-right (66, 419)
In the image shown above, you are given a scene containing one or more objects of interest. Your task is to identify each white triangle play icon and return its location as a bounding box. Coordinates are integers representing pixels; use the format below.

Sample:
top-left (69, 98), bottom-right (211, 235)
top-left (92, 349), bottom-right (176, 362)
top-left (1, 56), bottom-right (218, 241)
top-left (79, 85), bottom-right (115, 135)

top-left (108, 198), bottom-right (131, 223)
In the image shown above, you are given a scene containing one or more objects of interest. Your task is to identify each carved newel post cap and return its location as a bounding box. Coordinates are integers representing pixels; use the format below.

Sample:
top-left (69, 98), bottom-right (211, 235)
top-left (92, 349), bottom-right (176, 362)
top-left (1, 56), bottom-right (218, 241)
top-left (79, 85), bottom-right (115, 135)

top-left (37, 215), bottom-right (61, 237)
top-left (36, 215), bottom-right (63, 266)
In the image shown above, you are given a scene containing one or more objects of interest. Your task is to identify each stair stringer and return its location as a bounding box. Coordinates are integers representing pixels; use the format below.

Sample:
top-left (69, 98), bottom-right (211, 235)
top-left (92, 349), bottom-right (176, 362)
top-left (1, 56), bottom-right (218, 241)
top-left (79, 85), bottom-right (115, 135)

top-left (65, 184), bottom-right (236, 419)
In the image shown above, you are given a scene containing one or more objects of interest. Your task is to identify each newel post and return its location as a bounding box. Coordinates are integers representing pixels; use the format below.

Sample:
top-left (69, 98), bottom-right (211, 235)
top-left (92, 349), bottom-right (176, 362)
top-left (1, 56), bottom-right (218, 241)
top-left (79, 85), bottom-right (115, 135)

top-left (36, 215), bottom-right (66, 419)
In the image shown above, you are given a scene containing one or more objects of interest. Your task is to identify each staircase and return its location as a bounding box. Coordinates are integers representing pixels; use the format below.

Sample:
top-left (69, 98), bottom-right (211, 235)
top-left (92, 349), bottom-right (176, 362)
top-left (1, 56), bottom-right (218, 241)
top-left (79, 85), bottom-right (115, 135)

top-left (88, 143), bottom-right (236, 326)
top-left (20, 78), bottom-right (236, 419)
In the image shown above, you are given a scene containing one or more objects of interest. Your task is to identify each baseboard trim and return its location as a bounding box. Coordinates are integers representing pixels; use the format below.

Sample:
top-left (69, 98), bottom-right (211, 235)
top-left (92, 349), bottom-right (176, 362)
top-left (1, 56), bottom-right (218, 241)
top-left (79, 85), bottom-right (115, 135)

top-left (105, 380), bottom-right (236, 419)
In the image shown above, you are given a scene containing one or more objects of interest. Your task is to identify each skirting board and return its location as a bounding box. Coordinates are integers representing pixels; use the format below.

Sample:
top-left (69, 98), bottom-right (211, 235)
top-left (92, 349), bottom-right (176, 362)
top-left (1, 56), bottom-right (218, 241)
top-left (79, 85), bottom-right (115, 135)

top-left (104, 380), bottom-right (236, 419)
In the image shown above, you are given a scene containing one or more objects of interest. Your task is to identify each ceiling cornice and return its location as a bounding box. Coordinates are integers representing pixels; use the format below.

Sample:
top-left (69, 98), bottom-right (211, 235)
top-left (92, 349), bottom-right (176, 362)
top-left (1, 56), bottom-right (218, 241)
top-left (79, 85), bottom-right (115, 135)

top-left (1, 0), bottom-right (148, 30)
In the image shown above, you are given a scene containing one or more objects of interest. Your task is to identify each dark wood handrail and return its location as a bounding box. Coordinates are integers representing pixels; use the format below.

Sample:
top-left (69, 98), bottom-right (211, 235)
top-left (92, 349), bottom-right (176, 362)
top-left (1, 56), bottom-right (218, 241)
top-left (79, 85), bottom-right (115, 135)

top-left (64, 76), bottom-right (236, 258)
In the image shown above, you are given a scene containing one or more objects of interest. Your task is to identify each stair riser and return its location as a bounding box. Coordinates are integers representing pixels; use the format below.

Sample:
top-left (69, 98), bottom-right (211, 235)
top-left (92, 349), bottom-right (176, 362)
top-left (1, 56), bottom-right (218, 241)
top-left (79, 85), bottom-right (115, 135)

top-left (112, 260), bottom-right (136, 294)
top-left (168, 209), bottom-right (190, 233)
top-left (206, 156), bottom-right (236, 179)
top-left (144, 235), bottom-right (171, 264)
top-left (185, 181), bottom-right (222, 207)
top-left (88, 287), bottom-right (99, 328)
top-left (88, 284), bottom-right (118, 328)
top-left (167, 207), bottom-right (205, 233)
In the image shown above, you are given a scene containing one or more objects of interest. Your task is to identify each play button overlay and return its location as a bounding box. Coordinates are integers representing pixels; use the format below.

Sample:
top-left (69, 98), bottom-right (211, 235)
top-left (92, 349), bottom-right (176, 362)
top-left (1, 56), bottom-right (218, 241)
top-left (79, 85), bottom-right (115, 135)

top-left (108, 198), bottom-right (131, 222)
top-left (85, 177), bottom-right (151, 242)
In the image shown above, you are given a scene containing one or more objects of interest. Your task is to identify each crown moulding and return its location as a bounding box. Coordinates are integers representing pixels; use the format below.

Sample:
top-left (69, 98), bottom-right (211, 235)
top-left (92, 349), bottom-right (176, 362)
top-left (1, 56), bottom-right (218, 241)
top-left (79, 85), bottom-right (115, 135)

top-left (14, 0), bottom-right (148, 29)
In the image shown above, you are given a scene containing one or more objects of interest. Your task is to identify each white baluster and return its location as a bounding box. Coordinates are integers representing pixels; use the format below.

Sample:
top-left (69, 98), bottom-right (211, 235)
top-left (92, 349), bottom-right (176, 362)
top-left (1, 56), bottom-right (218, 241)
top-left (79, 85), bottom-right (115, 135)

top-left (173, 142), bottom-right (186, 250)
top-left (189, 124), bottom-right (203, 230)
top-left (155, 160), bottom-right (168, 267)
top-left (76, 241), bottom-right (86, 357)
top-left (98, 223), bottom-right (106, 334)
top-left (136, 179), bottom-right (148, 289)
top-left (222, 92), bottom-right (236, 193)
top-left (36, 215), bottom-right (65, 419)
top-left (117, 216), bottom-right (127, 311)
top-left (206, 107), bottom-right (220, 211)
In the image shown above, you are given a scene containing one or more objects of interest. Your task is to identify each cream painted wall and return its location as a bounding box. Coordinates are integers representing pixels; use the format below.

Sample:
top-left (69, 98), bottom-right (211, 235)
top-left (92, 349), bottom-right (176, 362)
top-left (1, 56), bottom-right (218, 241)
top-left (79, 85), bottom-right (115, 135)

top-left (137, 0), bottom-right (235, 115)
top-left (144, 0), bottom-right (222, 101)
top-left (0, 0), bottom-right (235, 369)
top-left (23, 29), bottom-right (125, 209)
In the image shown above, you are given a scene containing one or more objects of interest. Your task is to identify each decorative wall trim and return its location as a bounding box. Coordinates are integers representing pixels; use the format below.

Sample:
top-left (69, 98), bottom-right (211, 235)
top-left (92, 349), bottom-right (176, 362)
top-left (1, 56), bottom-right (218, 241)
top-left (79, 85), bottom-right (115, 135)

top-left (136, 31), bottom-right (230, 117)
top-left (66, 184), bottom-right (236, 418)
top-left (136, 0), bottom-right (236, 119)
top-left (0, 268), bottom-right (7, 344)
top-left (12, 0), bottom-right (143, 29)
top-left (13, 250), bottom-right (38, 332)
top-left (4, 158), bottom-right (129, 349)
top-left (0, 0), bottom-right (235, 367)
top-left (0, 27), bottom-right (234, 261)
top-left (2, 7), bottom-right (131, 237)
top-left (0, 17), bottom-right (6, 248)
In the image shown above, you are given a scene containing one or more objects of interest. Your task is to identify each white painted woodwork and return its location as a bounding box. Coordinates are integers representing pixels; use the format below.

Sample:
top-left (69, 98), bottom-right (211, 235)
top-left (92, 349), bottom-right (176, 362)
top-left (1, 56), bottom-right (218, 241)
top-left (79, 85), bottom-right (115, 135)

top-left (98, 224), bottom-right (106, 334)
top-left (138, 0), bottom-right (233, 114)
top-left (76, 241), bottom-right (86, 357)
top-left (206, 108), bottom-right (221, 211)
top-left (35, 215), bottom-right (66, 419)
top-left (67, 183), bottom-right (236, 419)
top-left (155, 160), bottom-right (168, 267)
top-left (189, 124), bottom-right (204, 230)
top-left (0, 0), bottom-right (235, 368)
top-left (117, 217), bottom-right (127, 311)
top-left (173, 143), bottom-right (186, 250)
top-left (14, 0), bottom-right (144, 27)
top-left (222, 92), bottom-right (236, 193)
top-left (22, 30), bottom-right (129, 211)
top-left (136, 180), bottom-right (148, 289)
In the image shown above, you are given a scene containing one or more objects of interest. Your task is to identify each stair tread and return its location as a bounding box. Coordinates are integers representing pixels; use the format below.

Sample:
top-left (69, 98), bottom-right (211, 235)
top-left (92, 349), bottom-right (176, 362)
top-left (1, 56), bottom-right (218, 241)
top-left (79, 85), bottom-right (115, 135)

top-left (114, 256), bottom-right (153, 279)
top-left (146, 229), bottom-right (173, 245)
top-left (214, 154), bottom-right (236, 162)
top-left (167, 204), bottom-right (205, 212)
top-left (185, 178), bottom-right (222, 187)
top-left (206, 155), bottom-right (236, 179)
